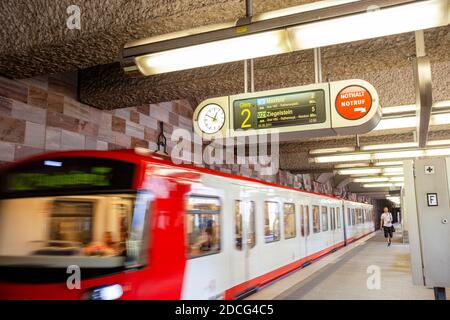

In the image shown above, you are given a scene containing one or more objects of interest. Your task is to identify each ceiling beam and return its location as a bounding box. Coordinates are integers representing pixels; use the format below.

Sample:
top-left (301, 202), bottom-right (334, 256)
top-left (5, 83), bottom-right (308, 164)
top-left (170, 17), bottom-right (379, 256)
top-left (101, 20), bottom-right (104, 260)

top-left (414, 30), bottom-right (433, 148)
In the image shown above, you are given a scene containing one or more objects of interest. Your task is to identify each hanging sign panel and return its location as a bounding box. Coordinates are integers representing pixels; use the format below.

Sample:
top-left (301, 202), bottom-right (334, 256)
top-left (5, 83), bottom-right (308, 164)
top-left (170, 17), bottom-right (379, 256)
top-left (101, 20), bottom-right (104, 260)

top-left (193, 79), bottom-right (381, 141)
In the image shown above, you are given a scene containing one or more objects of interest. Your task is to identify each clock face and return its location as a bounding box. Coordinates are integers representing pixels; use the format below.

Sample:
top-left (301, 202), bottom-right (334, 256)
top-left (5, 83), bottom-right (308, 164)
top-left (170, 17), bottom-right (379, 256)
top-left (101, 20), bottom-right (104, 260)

top-left (197, 104), bottom-right (225, 134)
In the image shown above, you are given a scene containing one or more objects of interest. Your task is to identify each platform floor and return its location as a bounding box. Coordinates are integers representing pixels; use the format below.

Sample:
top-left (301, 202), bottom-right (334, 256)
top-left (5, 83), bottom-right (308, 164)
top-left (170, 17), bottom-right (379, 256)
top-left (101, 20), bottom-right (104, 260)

top-left (246, 227), bottom-right (448, 300)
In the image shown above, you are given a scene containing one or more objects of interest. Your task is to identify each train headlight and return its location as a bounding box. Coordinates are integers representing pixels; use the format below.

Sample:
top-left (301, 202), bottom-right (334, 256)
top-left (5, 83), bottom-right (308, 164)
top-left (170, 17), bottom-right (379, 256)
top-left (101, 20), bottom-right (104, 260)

top-left (84, 284), bottom-right (124, 300)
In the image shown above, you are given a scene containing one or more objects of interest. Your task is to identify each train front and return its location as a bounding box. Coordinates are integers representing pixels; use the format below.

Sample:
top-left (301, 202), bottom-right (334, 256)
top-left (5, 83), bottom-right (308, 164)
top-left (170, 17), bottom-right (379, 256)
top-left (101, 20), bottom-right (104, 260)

top-left (0, 154), bottom-right (152, 299)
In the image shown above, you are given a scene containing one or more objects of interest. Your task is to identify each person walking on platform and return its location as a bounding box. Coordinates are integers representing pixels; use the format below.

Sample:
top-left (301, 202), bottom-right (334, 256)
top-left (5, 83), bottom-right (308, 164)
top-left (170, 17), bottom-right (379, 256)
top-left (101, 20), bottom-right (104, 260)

top-left (380, 207), bottom-right (394, 247)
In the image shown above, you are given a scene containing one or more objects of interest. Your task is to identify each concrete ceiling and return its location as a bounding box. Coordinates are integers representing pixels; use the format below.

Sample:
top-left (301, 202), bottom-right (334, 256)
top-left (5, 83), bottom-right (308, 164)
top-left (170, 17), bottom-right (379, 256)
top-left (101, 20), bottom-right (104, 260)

top-left (1, 0), bottom-right (450, 196)
top-left (0, 0), bottom-right (317, 78)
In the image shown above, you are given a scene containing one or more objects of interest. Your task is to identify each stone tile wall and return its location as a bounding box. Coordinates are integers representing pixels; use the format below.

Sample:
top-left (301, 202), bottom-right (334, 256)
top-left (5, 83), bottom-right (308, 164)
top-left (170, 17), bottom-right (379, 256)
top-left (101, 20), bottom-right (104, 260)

top-left (0, 74), bottom-right (193, 162)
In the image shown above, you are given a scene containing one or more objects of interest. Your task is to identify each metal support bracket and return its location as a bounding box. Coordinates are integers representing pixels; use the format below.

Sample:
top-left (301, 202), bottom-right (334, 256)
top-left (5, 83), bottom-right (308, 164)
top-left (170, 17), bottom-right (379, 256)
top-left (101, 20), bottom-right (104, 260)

top-left (156, 121), bottom-right (168, 155)
top-left (414, 30), bottom-right (433, 148)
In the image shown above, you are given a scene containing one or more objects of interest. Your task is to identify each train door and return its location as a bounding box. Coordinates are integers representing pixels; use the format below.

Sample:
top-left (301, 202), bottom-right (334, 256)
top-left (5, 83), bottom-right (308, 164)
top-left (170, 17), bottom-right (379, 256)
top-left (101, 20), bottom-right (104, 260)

top-left (330, 207), bottom-right (336, 247)
top-left (300, 204), bottom-right (310, 258)
top-left (231, 188), bottom-right (258, 297)
top-left (342, 202), bottom-right (348, 246)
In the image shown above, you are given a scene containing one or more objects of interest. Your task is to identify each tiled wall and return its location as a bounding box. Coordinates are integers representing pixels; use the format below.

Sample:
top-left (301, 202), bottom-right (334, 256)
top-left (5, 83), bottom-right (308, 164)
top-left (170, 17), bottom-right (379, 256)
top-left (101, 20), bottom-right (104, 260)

top-left (0, 73), bottom-right (193, 163)
top-left (0, 72), bottom-right (369, 202)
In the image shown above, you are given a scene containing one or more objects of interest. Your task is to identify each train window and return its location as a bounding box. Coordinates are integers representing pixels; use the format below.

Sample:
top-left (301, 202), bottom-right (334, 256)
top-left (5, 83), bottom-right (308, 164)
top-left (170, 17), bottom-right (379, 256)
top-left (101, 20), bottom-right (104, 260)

top-left (283, 203), bottom-right (296, 239)
top-left (351, 209), bottom-right (356, 226)
top-left (264, 202), bottom-right (280, 243)
top-left (300, 205), bottom-right (305, 237)
top-left (336, 207), bottom-right (341, 229)
top-left (330, 207), bottom-right (336, 230)
top-left (186, 196), bottom-right (221, 258)
top-left (304, 206), bottom-right (310, 236)
top-left (300, 205), bottom-right (310, 237)
top-left (357, 209), bottom-right (363, 224)
top-left (0, 194), bottom-right (141, 269)
top-left (234, 200), bottom-right (256, 250)
top-left (347, 208), bottom-right (351, 226)
top-left (362, 209), bottom-right (366, 223)
top-left (312, 205), bottom-right (321, 233)
top-left (321, 206), bottom-right (329, 231)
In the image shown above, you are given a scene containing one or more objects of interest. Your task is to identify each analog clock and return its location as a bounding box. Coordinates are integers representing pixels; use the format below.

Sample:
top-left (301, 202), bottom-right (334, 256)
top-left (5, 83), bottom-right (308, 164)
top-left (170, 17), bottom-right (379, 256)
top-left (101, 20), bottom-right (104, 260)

top-left (197, 104), bottom-right (225, 134)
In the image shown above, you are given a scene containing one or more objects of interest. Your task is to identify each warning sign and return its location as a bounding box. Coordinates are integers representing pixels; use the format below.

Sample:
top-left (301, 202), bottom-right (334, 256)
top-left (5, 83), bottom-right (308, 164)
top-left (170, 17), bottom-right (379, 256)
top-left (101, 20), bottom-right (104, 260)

top-left (335, 85), bottom-right (372, 120)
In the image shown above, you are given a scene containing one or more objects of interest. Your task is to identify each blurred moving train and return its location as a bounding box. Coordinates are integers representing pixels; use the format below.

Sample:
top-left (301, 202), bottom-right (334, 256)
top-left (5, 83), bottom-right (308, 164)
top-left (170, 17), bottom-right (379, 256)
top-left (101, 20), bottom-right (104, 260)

top-left (0, 149), bottom-right (374, 300)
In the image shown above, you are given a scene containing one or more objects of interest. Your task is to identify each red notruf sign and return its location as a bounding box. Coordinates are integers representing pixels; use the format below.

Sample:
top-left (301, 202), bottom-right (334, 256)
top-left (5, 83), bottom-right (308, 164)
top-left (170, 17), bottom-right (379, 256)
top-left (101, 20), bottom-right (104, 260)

top-left (335, 85), bottom-right (372, 120)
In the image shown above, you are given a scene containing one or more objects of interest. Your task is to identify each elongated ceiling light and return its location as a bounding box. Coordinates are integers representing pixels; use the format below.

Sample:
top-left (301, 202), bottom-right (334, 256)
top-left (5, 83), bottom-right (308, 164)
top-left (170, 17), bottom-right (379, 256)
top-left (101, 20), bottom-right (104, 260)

top-left (353, 176), bottom-right (404, 183)
top-left (135, 30), bottom-right (290, 76)
top-left (361, 142), bottom-right (418, 151)
top-left (338, 167), bottom-right (403, 175)
top-left (349, 172), bottom-right (404, 177)
top-left (334, 161), bottom-right (404, 169)
top-left (363, 183), bottom-right (404, 188)
top-left (288, 0), bottom-right (448, 50)
top-left (123, 0), bottom-right (449, 76)
top-left (314, 147), bottom-right (450, 163)
top-left (374, 110), bottom-right (450, 131)
top-left (382, 105), bottom-right (417, 115)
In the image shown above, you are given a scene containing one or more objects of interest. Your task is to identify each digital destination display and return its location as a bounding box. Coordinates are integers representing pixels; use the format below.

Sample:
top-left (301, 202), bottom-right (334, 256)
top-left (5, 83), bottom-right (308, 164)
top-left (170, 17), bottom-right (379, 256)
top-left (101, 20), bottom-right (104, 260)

top-left (0, 157), bottom-right (136, 199)
top-left (233, 89), bottom-right (326, 130)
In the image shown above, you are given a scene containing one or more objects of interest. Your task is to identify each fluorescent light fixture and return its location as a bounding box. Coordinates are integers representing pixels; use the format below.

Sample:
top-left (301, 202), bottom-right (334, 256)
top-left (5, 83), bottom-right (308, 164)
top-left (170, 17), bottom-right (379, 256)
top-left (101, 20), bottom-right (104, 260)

top-left (334, 162), bottom-right (370, 169)
top-left (126, 0), bottom-right (449, 76)
top-left (373, 150), bottom-right (423, 160)
top-left (316, 147), bottom-right (450, 164)
top-left (288, 0), bottom-right (448, 50)
top-left (361, 142), bottom-right (418, 151)
top-left (433, 100), bottom-right (450, 109)
top-left (427, 139), bottom-right (450, 146)
top-left (353, 177), bottom-right (389, 183)
top-left (425, 148), bottom-right (450, 156)
top-left (254, 0), bottom-right (361, 21)
top-left (335, 161), bottom-right (404, 169)
top-left (353, 176), bottom-right (404, 183)
top-left (383, 172), bottom-right (405, 177)
top-left (431, 112), bottom-right (450, 126)
top-left (339, 168), bottom-right (382, 175)
top-left (44, 160), bottom-right (62, 167)
top-left (374, 161), bottom-right (404, 166)
top-left (373, 116), bottom-right (417, 131)
top-left (363, 183), bottom-right (404, 188)
top-left (135, 30), bottom-right (290, 75)
top-left (383, 167), bottom-right (404, 173)
top-left (339, 166), bottom-right (403, 175)
top-left (380, 101), bottom-right (450, 116)
top-left (382, 105), bottom-right (417, 114)
top-left (309, 146), bottom-right (355, 155)
top-left (387, 196), bottom-right (401, 204)
top-left (314, 153), bottom-right (371, 163)
top-left (375, 111), bottom-right (450, 131)
top-left (363, 183), bottom-right (395, 188)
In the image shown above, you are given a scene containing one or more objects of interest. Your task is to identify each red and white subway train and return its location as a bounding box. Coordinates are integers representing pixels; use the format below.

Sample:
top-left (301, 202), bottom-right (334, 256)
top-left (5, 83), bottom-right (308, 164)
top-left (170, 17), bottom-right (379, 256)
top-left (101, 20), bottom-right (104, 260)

top-left (0, 149), bottom-right (374, 300)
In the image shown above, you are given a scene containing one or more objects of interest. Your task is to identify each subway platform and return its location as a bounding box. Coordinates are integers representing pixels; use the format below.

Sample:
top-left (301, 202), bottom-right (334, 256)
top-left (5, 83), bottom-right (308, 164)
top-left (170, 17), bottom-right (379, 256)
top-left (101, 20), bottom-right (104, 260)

top-left (246, 226), bottom-right (449, 300)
